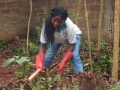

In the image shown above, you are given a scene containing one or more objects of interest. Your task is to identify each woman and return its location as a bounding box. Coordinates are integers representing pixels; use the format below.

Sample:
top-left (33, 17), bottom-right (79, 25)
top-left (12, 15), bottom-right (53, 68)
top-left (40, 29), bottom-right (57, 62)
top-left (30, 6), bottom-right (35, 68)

top-left (36, 6), bottom-right (84, 74)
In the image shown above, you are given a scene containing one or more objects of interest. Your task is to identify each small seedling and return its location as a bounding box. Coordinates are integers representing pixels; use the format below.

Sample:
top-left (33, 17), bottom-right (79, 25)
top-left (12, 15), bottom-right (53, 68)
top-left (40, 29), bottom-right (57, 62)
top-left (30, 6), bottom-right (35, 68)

top-left (3, 56), bottom-right (32, 78)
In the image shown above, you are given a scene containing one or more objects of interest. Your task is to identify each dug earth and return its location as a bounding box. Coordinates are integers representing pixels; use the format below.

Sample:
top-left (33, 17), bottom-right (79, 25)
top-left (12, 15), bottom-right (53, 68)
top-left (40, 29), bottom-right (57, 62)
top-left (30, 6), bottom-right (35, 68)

top-left (0, 66), bottom-right (16, 84)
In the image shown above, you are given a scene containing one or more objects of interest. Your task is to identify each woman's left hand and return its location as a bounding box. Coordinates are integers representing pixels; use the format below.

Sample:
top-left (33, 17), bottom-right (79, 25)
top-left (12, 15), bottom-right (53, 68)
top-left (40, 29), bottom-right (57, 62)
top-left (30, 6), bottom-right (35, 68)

top-left (55, 61), bottom-right (66, 74)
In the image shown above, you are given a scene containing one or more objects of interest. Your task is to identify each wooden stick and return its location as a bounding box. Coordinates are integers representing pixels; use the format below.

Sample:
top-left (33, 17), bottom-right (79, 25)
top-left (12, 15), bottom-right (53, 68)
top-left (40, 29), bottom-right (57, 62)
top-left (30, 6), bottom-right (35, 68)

top-left (27, 0), bottom-right (32, 57)
top-left (84, 0), bottom-right (93, 73)
top-left (76, 0), bottom-right (82, 25)
top-left (28, 68), bottom-right (40, 81)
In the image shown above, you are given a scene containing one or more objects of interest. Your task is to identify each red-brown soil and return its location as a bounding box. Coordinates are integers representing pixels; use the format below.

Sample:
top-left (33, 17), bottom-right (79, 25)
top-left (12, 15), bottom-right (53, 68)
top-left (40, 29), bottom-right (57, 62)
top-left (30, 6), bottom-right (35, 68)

top-left (0, 39), bottom-right (119, 90)
top-left (0, 66), bottom-right (17, 84)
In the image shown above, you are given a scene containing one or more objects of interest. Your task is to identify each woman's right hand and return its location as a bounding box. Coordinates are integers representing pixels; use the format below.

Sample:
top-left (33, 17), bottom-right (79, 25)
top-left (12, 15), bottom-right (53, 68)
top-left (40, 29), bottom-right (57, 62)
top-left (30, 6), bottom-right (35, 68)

top-left (35, 53), bottom-right (45, 72)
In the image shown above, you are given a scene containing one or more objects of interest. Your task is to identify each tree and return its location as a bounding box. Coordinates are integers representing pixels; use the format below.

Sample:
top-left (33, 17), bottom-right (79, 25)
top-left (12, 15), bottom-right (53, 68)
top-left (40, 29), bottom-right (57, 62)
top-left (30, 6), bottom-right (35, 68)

top-left (112, 0), bottom-right (120, 82)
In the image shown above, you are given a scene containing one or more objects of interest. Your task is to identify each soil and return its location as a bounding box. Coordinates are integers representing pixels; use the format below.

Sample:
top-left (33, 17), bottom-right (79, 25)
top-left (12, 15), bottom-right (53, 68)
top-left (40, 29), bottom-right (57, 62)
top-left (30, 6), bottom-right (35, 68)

top-left (0, 66), bottom-right (16, 84)
top-left (0, 39), bottom-right (24, 85)
top-left (0, 39), bottom-right (119, 90)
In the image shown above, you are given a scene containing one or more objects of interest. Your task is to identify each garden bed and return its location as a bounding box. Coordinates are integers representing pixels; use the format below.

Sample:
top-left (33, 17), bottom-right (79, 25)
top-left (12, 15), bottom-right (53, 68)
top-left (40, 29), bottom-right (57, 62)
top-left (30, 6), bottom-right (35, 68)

top-left (0, 39), bottom-right (120, 90)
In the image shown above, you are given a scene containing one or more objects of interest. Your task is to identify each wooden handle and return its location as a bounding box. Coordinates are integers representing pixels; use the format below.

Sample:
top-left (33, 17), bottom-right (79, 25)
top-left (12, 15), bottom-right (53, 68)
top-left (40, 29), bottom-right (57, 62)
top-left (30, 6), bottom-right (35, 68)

top-left (28, 68), bottom-right (40, 81)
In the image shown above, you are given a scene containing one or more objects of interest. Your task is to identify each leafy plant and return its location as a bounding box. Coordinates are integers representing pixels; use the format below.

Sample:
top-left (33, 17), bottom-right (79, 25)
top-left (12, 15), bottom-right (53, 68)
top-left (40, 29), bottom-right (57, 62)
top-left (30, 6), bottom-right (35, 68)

top-left (99, 54), bottom-right (112, 73)
top-left (81, 39), bottom-right (114, 74)
top-left (3, 56), bottom-right (31, 78)
top-left (82, 59), bottom-right (91, 71)
top-left (108, 82), bottom-right (120, 90)
top-left (100, 39), bottom-right (107, 48)
top-left (33, 18), bottom-right (45, 44)
top-left (68, 84), bottom-right (79, 90)
top-left (29, 74), bottom-right (61, 90)
top-left (14, 42), bottom-right (27, 56)
top-left (0, 80), bottom-right (5, 89)
top-left (0, 39), bottom-right (7, 51)
top-left (81, 40), bottom-right (96, 51)
top-left (93, 64), bottom-right (102, 72)
top-left (90, 53), bottom-right (113, 74)
top-left (29, 42), bottom-right (39, 54)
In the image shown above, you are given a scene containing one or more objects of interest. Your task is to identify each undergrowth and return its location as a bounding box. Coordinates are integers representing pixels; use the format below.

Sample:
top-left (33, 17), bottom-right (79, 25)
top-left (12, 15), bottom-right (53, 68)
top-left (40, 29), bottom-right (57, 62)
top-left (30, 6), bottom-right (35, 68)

top-left (1, 25), bottom-right (120, 89)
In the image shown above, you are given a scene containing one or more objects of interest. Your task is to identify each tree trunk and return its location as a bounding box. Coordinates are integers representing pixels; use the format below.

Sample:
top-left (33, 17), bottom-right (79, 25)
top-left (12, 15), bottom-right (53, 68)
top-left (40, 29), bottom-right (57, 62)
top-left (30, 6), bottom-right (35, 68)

top-left (112, 0), bottom-right (120, 82)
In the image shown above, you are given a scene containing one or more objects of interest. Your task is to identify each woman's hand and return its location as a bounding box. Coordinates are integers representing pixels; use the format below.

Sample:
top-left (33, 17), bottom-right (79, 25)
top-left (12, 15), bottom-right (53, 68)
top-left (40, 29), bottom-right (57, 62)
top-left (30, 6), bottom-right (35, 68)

top-left (56, 51), bottom-right (73, 74)
top-left (56, 61), bottom-right (66, 74)
top-left (35, 53), bottom-right (45, 73)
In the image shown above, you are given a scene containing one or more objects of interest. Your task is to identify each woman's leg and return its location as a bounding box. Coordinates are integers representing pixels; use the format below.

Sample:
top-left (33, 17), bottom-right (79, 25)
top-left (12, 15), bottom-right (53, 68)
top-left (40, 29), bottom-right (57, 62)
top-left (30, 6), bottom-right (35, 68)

top-left (44, 42), bottom-right (62, 68)
top-left (71, 34), bottom-right (84, 74)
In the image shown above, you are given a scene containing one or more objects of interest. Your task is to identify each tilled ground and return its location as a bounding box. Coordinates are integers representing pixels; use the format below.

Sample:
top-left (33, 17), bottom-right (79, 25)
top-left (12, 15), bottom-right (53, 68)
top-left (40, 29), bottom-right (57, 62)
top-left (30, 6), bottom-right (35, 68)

top-left (0, 39), bottom-right (118, 90)
top-left (0, 66), bottom-right (16, 84)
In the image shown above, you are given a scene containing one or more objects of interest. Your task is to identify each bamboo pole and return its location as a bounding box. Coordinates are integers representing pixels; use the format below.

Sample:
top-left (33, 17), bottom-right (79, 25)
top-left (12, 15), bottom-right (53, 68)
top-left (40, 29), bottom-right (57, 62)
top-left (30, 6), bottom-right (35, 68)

top-left (84, 0), bottom-right (93, 73)
top-left (76, 0), bottom-right (82, 25)
top-left (27, 0), bottom-right (32, 57)
top-left (97, 0), bottom-right (104, 50)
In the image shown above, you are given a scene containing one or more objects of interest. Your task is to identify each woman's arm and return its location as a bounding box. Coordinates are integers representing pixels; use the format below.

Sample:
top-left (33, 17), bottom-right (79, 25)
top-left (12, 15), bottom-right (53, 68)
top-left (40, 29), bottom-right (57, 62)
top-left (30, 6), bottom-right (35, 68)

top-left (35, 44), bottom-right (46, 72)
top-left (67, 44), bottom-right (75, 52)
top-left (39, 44), bottom-right (46, 54)
top-left (56, 44), bottom-right (75, 74)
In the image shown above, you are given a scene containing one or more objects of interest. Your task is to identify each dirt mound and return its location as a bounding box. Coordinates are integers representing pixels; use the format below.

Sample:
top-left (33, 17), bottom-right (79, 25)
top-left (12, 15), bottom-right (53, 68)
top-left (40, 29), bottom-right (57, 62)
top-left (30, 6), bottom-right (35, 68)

top-left (77, 72), bottom-right (107, 90)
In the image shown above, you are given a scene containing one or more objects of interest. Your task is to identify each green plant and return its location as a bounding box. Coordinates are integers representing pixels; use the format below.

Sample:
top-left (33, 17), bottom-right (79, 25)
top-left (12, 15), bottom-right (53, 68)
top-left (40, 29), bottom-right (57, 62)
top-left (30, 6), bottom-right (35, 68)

top-left (14, 42), bottom-right (27, 56)
top-left (81, 39), bottom-right (114, 75)
top-left (0, 39), bottom-right (7, 51)
top-left (0, 80), bottom-right (5, 89)
top-left (93, 64), bottom-right (102, 72)
top-left (100, 39), bottom-right (107, 48)
top-left (29, 74), bottom-right (61, 90)
top-left (34, 18), bottom-right (45, 44)
top-left (81, 39), bottom-right (108, 52)
top-left (82, 59), bottom-right (91, 71)
top-left (29, 42), bottom-right (39, 54)
top-left (3, 56), bottom-right (32, 78)
top-left (81, 40), bottom-right (96, 51)
top-left (91, 51), bottom-right (112, 74)
top-left (68, 84), bottom-right (79, 90)
top-left (33, 25), bottom-right (42, 44)
top-left (108, 82), bottom-right (120, 90)
top-left (99, 54), bottom-right (112, 73)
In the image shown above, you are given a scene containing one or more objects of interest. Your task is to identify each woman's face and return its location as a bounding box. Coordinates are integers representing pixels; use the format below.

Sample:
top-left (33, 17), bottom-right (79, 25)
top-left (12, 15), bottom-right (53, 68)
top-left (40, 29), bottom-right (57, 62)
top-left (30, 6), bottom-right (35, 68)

top-left (52, 16), bottom-right (64, 29)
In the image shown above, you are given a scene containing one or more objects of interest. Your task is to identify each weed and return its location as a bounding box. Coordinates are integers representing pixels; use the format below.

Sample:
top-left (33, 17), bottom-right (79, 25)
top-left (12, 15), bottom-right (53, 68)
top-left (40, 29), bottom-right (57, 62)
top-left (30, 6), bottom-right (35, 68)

top-left (29, 42), bottom-right (39, 55)
top-left (81, 39), bottom-right (113, 74)
top-left (81, 40), bottom-right (96, 51)
top-left (14, 42), bottom-right (27, 56)
top-left (34, 25), bottom-right (42, 44)
top-left (0, 39), bottom-right (7, 51)
top-left (3, 56), bottom-right (32, 78)
top-left (0, 79), bottom-right (5, 89)
top-left (108, 82), bottom-right (120, 90)
top-left (100, 39), bottom-right (107, 48)
top-left (68, 83), bottom-right (79, 90)
top-left (29, 74), bottom-right (61, 90)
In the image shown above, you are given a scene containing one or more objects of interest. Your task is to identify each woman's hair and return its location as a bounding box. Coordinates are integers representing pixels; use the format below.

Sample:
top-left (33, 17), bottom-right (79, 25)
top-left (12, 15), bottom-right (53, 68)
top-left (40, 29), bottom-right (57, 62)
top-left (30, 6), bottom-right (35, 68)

top-left (44, 6), bottom-right (68, 43)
